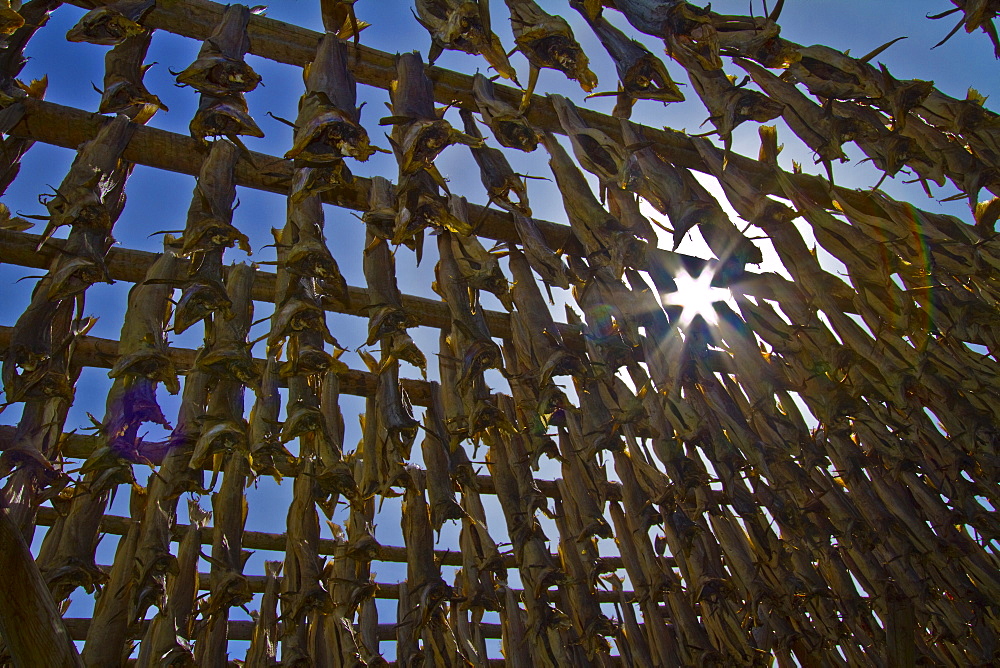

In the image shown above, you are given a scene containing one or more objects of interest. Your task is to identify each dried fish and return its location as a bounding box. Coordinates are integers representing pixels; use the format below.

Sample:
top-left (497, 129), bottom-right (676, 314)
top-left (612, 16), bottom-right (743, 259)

top-left (180, 5), bottom-right (264, 141)
top-left (285, 33), bottom-right (376, 163)
top-left (471, 73), bottom-right (539, 151)
top-left (383, 51), bottom-right (481, 176)
top-left (415, 0), bottom-right (517, 80)
top-left (65, 0), bottom-right (153, 46)
top-left (572, 2), bottom-right (684, 117)
top-left (620, 120), bottom-right (762, 272)
top-left (460, 107), bottom-right (530, 215)
top-left (504, 0), bottom-right (597, 109)
top-left (175, 4), bottom-right (260, 96)
top-left (98, 30), bottom-right (167, 123)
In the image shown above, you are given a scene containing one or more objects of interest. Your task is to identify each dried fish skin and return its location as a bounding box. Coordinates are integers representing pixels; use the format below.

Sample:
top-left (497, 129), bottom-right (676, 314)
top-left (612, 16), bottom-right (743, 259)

top-left (362, 175), bottom-right (397, 240)
top-left (549, 94), bottom-right (626, 188)
top-left (383, 52), bottom-right (482, 175)
top-left (620, 120), bottom-right (762, 269)
top-left (505, 0), bottom-right (597, 102)
top-left (415, 0), bottom-right (518, 81)
top-left (286, 33), bottom-right (376, 163)
top-left (98, 30), bottom-right (167, 122)
top-left (42, 113), bottom-right (135, 237)
top-left (174, 4), bottom-right (260, 96)
top-left (574, 4), bottom-right (684, 108)
top-left (448, 195), bottom-right (513, 309)
top-left (0, 0), bottom-right (23, 36)
top-left (670, 40), bottom-right (782, 146)
top-left (174, 139), bottom-right (245, 257)
top-left (460, 108), bottom-right (531, 216)
top-left (189, 92), bottom-right (265, 140)
top-left (65, 0), bottom-right (153, 46)
top-left (472, 73), bottom-right (539, 152)
top-left (734, 57), bottom-right (855, 167)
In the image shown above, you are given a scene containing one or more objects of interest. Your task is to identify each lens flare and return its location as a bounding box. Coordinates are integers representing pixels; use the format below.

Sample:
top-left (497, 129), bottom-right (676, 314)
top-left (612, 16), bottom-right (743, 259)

top-left (661, 268), bottom-right (732, 325)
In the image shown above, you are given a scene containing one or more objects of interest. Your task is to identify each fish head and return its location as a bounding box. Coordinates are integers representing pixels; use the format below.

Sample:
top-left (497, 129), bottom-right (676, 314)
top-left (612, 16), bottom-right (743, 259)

top-left (66, 9), bottom-right (145, 46)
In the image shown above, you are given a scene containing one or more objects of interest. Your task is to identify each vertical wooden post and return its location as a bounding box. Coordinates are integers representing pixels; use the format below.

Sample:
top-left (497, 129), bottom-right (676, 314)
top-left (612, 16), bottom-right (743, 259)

top-left (0, 508), bottom-right (83, 668)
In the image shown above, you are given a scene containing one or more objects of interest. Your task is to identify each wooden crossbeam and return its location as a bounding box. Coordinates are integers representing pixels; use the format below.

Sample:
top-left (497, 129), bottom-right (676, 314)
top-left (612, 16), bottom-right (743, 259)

top-left (61, 0), bottom-right (859, 212)
top-left (6, 97), bottom-right (707, 276)
top-left (0, 425), bottom-right (631, 503)
top-left (62, 617), bottom-right (504, 642)
top-left (33, 506), bottom-right (647, 571)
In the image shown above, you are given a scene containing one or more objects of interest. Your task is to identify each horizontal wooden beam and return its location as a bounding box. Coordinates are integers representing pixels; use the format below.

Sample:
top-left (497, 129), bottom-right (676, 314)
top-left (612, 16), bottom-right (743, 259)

top-left (0, 425), bottom-right (628, 503)
top-left (62, 617), bottom-right (504, 642)
top-left (61, 0), bottom-right (857, 214)
top-left (34, 506), bottom-right (645, 572)
top-left (0, 324), bottom-right (422, 403)
top-left (0, 229), bottom-right (526, 343)
top-left (7, 97), bottom-right (707, 276)
top-left (81, 563), bottom-right (625, 604)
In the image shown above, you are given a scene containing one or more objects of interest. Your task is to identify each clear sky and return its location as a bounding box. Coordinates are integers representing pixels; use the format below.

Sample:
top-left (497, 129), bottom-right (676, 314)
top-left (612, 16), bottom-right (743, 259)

top-left (1, 0), bottom-right (996, 659)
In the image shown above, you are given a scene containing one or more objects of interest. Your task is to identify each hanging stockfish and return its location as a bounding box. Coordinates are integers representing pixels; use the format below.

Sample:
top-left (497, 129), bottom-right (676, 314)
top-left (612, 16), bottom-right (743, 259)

top-left (620, 120), bottom-right (762, 275)
top-left (552, 475), bottom-right (615, 662)
top-left (10, 115), bottom-right (134, 604)
top-left (285, 32), bottom-right (376, 164)
top-left (414, 0), bottom-right (517, 81)
top-left (549, 94), bottom-right (625, 193)
top-left (570, 1), bottom-right (684, 118)
top-left (97, 30), bottom-right (168, 122)
top-left (65, 0), bottom-right (153, 45)
top-left (170, 139), bottom-right (243, 335)
top-left (279, 453), bottom-right (331, 665)
top-left (0, 0), bottom-right (59, 192)
top-left (485, 395), bottom-right (573, 667)
top-left (470, 72), bottom-right (539, 151)
top-left (80, 486), bottom-right (146, 667)
top-left (128, 367), bottom-right (210, 628)
top-left (3, 111), bottom-right (133, 400)
top-left (401, 468), bottom-right (464, 665)
top-left (382, 50), bottom-right (480, 177)
top-left (362, 197), bottom-right (425, 371)
top-left (668, 42), bottom-right (781, 155)
top-left (929, 1), bottom-right (1000, 56)
top-left (541, 132), bottom-right (634, 277)
top-left (503, 0), bottom-right (596, 110)
top-left (504, 246), bottom-right (583, 463)
top-left (459, 108), bottom-right (530, 216)
top-left (434, 229), bottom-right (505, 438)
top-left (349, 397), bottom-right (387, 666)
top-left (134, 500), bottom-right (211, 667)
top-left (0, 0), bottom-right (22, 37)
top-left (497, 585), bottom-right (532, 668)
top-left (190, 263), bottom-right (255, 665)
top-left (734, 57), bottom-right (860, 181)
top-left (422, 381), bottom-right (463, 530)
top-left (244, 561), bottom-right (282, 667)
top-left (177, 4), bottom-right (264, 141)
top-left (448, 195), bottom-right (512, 309)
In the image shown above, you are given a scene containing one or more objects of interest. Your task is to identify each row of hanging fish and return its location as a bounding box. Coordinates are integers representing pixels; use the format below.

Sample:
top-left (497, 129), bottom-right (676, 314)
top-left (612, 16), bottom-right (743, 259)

top-left (2, 0), bottom-right (1000, 666)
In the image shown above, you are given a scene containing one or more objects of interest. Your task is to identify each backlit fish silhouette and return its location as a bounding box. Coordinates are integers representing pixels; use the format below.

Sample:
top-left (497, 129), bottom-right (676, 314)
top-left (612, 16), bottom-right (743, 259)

top-left (66, 0), bottom-right (152, 46)
top-left (415, 0), bottom-right (518, 81)
top-left (504, 0), bottom-right (597, 110)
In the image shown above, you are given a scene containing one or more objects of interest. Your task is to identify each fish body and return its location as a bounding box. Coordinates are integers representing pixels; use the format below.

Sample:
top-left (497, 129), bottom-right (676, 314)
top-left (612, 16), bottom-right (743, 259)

top-left (416, 0), bottom-right (517, 80)
top-left (287, 34), bottom-right (375, 162)
top-left (471, 72), bottom-right (539, 151)
top-left (66, 0), bottom-right (153, 46)
top-left (505, 0), bottom-right (597, 107)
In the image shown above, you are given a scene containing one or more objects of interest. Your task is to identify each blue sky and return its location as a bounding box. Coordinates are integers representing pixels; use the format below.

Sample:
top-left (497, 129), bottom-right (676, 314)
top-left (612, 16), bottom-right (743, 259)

top-left (1, 0), bottom-right (997, 660)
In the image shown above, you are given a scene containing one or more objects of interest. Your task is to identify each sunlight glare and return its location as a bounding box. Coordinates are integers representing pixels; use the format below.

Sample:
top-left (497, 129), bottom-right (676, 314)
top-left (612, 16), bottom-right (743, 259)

top-left (661, 269), bottom-right (732, 325)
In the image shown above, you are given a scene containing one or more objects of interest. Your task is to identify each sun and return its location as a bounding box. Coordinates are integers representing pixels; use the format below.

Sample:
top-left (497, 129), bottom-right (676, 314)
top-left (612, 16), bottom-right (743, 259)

top-left (660, 268), bottom-right (732, 326)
